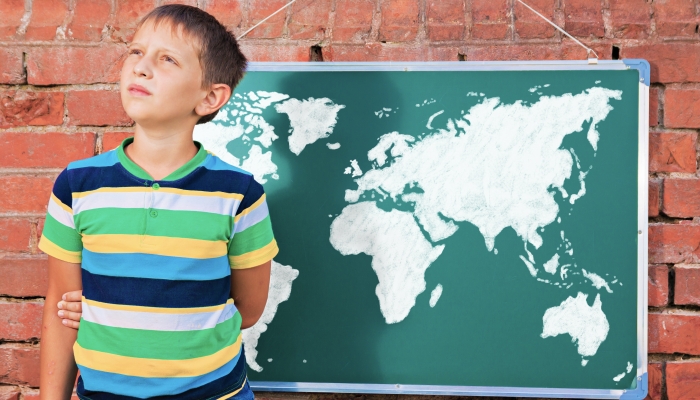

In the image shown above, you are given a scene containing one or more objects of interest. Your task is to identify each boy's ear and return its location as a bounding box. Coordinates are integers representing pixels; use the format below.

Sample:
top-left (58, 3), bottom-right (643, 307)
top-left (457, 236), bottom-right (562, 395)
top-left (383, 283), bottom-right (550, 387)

top-left (195, 83), bottom-right (231, 118)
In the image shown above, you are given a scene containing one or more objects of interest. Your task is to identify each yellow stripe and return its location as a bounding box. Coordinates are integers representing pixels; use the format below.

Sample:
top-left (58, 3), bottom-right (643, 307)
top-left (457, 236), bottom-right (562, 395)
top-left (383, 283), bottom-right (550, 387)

top-left (82, 234), bottom-right (227, 259)
top-left (74, 186), bottom-right (244, 200)
top-left (217, 378), bottom-right (247, 399)
top-left (82, 297), bottom-right (234, 314)
top-left (74, 334), bottom-right (242, 377)
top-left (38, 236), bottom-right (82, 264)
top-left (234, 194), bottom-right (266, 223)
top-left (229, 239), bottom-right (279, 269)
top-left (50, 193), bottom-right (73, 213)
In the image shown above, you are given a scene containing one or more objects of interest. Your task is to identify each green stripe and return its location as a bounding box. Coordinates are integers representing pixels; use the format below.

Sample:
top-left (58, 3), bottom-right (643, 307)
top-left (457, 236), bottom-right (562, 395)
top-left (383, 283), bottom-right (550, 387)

top-left (228, 216), bottom-right (274, 256)
top-left (75, 208), bottom-right (232, 241)
top-left (116, 137), bottom-right (208, 181)
top-left (42, 214), bottom-right (82, 252)
top-left (76, 312), bottom-right (242, 360)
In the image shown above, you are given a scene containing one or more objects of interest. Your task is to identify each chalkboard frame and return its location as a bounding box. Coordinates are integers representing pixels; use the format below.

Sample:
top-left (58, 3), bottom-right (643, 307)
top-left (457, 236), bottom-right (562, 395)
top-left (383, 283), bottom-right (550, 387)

top-left (245, 60), bottom-right (650, 400)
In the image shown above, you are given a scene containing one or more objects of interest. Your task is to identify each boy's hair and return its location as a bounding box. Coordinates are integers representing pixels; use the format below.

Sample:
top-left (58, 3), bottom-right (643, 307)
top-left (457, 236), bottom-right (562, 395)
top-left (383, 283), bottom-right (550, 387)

top-left (136, 4), bottom-right (247, 125)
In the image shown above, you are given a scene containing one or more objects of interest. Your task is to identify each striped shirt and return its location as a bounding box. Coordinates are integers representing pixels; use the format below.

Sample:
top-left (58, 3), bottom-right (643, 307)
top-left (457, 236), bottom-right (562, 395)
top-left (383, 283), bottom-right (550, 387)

top-left (39, 137), bottom-right (278, 399)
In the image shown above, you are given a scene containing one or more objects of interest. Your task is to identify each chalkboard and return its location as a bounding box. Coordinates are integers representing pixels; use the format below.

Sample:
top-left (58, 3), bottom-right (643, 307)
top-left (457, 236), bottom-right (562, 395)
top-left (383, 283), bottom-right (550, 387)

top-left (193, 60), bottom-right (649, 399)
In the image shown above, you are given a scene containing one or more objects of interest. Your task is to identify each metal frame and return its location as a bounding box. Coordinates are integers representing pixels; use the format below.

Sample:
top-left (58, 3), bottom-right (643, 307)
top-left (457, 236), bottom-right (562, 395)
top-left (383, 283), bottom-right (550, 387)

top-left (246, 60), bottom-right (650, 399)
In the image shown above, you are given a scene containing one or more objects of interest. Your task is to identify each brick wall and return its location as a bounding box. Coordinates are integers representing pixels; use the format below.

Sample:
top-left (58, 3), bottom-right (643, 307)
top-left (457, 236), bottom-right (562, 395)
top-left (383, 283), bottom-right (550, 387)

top-left (0, 0), bottom-right (699, 398)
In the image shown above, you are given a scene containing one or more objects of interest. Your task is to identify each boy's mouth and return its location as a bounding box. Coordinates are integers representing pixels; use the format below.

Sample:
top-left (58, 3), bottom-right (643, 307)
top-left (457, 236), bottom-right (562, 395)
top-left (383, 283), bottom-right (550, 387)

top-left (127, 84), bottom-right (151, 96)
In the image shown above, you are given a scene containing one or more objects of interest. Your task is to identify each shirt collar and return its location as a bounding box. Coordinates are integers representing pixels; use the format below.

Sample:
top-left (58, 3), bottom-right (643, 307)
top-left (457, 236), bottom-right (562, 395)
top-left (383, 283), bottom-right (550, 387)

top-left (116, 136), bottom-right (207, 181)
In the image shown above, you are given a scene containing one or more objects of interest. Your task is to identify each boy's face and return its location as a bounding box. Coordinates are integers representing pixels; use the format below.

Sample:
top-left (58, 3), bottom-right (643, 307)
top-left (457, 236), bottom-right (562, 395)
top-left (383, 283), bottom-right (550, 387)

top-left (120, 20), bottom-right (207, 128)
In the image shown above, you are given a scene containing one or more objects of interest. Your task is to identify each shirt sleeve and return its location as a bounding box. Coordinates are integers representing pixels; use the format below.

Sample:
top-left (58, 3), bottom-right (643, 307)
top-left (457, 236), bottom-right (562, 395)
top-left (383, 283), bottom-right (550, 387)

top-left (228, 178), bottom-right (279, 269)
top-left (38, 169), bottom-right (83, 263)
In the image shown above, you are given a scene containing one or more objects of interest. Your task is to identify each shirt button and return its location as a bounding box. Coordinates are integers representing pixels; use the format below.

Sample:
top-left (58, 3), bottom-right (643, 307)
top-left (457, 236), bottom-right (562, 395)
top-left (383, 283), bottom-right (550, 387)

top-left (150, 210), bottom-right (158, 218)
top-left (152, 183), bottom-right (160, 190)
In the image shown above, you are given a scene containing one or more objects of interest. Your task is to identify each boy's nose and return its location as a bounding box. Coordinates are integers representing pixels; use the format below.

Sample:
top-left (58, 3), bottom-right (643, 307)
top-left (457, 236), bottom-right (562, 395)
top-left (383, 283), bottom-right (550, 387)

top-left (133, 59), bottom-right (153, 79)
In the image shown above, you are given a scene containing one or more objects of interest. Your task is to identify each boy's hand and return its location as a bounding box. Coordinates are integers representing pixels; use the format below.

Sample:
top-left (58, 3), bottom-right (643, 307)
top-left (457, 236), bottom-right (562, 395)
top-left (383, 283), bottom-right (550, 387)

top-left (57, 290), bottom-right (83, 329)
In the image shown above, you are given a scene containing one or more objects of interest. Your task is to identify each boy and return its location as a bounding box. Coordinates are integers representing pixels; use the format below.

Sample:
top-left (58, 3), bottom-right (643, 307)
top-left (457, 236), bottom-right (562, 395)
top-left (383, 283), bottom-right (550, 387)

top-left (38, 5), bottom-right (277, 399)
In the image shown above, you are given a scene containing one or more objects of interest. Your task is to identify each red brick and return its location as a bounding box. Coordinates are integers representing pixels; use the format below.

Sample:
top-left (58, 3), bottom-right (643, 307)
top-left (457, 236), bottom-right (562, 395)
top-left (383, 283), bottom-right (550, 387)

top-left (0, 386), bottom-right (20, 400)
top-left (649, 264), bottom-right (669, 307)
top-left (665, 89), bottom-right (700, 129)
top-left (326, 44), bottom-right (459, 62)
top-left (288, 0), bottom-right (331, 40)
top-left (646, 362), bottom-right (663, 400)
top-left (0, 175), bottom-right (56, 215)
top-left (0, 91), bottom-right (64, 128)
top-left (0, 302), bottom-right (43, 341)
top-left (563, 0), bottom-right (604, 37)
top-left (159, 0), bottom-right (197, 4)
top-left (102, 131), bottom-right (134, 152)
top-left (66, 91), bottom-right (132, 127)
top-left (24, 0), bottom-right (69, 40)
top-left (26, 45), bottom-right (126, 85)
top-left (621, 43), bottom-right (700, 84)
top-left (649, 87), bottom-right (659, 127)
top-left (379, 0), bottom-right (419, 42)
top-left (200, 0), bottom-right (243, 30)
top-left (333, 0), bottom-right (374, 43)
top-left (0, 48), bottom-right (24, 84)
top-left (471, 0), bottom-right (509, 40)
top-left (68, 0), bottom-right (111, 41)
top-left (649, 179), bottom-right (660, 218)
top-left (0, 0), bottom-right (25, 40)
top-left (239, 44), bottom-right (311, 61)
top-left (676, 264), bottom-right (700, 306)
top-left (0, 219), bottom-right (32, 253)
top-left (514, 0), bottom-right (556, 39)
top-left (649, 132), bottom-right (697, 173)
top-left (466, 43), bottom-right (610, 61)
top-left (654, 0), bottom-right (699, 37)
top-left (667, 362), bottom-right (700, 399)
top-left (649, 313), bottom-right (700, 354)
top-left (609, 0), bottom-right (651, 39)
top-left (112, 0), bottom-right (156, 42)
top-left (649, 223), bottom-right (700, 264)
top-left (245, 0), bottom-right (289, 39)
top-left (0, 132), bottom-right (95, 168)
top-left (427, 0), bottom-right (465, 41)
top-left (0, 258), bottom-right (48, 297)
top-left (0, 346), bottom-right (40, 386)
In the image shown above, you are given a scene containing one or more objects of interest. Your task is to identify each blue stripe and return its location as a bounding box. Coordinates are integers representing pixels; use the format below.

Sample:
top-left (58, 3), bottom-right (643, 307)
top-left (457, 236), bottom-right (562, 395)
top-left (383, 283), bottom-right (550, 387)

top-left (68, 151), bottom-right (119, 170)
top-left (81, 269), bottom-right (230, 308)
top-left (236, 179), bottom-right (265, 216)
top-left (52, 169), bottom-right (73, 209)
top-left (82, 250), bottom-right (231, 281)
top-left (202, 154), bottom-right (252, 175)
top-left (76, 348), bottom-right (245, 399)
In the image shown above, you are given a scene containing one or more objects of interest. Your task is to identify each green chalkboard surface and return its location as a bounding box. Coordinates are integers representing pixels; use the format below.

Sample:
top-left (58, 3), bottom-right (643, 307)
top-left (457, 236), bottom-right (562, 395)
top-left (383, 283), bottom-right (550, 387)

top-left (193, 61), bottom-right (649, 399)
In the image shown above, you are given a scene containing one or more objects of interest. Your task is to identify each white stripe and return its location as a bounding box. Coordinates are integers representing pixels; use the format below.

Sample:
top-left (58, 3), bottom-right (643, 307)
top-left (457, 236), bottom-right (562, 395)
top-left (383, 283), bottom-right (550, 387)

top-left (73, 191), bottom-right (241, 217)
top-left (48, 197), bottom-right (75, 229)
top-left (81, 302), bottom-right (237, 331)
top-left (234, 200), bottom-right (270, 234)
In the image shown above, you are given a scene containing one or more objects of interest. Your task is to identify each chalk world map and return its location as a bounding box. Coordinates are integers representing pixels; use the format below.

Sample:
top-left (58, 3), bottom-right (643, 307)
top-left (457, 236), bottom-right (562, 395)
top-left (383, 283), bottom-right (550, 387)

top-left (194, 85), bottom-right (626, 377)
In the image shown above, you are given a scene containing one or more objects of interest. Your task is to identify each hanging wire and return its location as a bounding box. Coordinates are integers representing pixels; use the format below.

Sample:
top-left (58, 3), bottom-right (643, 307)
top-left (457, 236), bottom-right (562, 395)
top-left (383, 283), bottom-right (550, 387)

top-left (236, 0), bottom-right (299, 40)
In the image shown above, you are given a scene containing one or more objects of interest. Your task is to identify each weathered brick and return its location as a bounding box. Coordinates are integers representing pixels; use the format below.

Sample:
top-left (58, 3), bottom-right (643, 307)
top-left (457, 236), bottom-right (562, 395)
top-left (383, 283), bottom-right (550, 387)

top-left (647, 362), bottom-right (663, 400)
top-left (563, 0), bottom-right (604, 37)
top-left (326, 44), bottom-right (459, 62)
top-left (0, 302), bottom-right (43, 341)
top-left (112, 0), bottom-right (156, 42)
top-left (649, 223), bottom-right (700, 264)
top-left (676, 264), bottom-right (700, 306)
top-left (199, 0), bottom-right (243, 30)
top-left (649, 132), bottom-right (697, 173)
top-left (288, 0), bottom-right (331, 40)
top-left (0, 386), bottom-right (20, 400)
top-left (66, 91), bottom-right (132, 127)
top-left (0, 219), bottom-right (32, 253)
top-left (102, 131), bottom-right (134, 152)
top-left (649, 86), bottom-right (659, 127)
top-left (654, 0), bottom-right (699, 37)
top-left (471, 0), bottom-right (509, 40)
top-left (514, 0), bottom-right (556, 39)
top-left (465, 43), bottom-right (610, 61)
top-left (379, 0), bottom-right (420, 42)
top-left (0, 91), bottom-right (64, 128)
top-left (664, 179), bottom-right (700, 218)
top-left (0, 346), bottom-right (40, 386)
top-left (333, 0), bottom-right (375, 43)
top-left (239, 44), bottom-right (311, 61)
top-left (667, 362), bottom-right (700, 399)
top-left (609, 0), bottom-right (651, 39)
top-left (649, 179), bottom-right (660, 218)
top-left (24, 0), bottom-right (69, 40)
top-left (649, 264), bottom-right (669, 307)
top-left (621, 43), bottom-right (700, 84)
top-left (245, 0), bottom-right (288, 39)
top-left (0, 0), bottom-right (25, 40)
top-left (0, 48), bottom-right (24, 84)
top-left (665, 89), bottom-right (700, 128)
top-left (26, 45), bottom-right (126, 85)
top-left (649, 312), bottom-right (700, 354)
top-left (68, 0), bottom-right (111, 41)
top-left (0, 258), bottom-right (48, 297)
top-left (0, 132), bottom-right (95, 168)
top-left (427, 0), bottom-right (466, 41)
top-left (0, 175), bottom-right (56, 215)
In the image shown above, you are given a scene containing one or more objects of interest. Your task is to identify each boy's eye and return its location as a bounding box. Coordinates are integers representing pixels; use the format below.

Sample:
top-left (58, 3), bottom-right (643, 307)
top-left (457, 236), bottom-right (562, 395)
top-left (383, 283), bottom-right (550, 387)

top-left (128, 49), bottom-right (142, 56)
top-left (163, 56), bottom-right (177, 64)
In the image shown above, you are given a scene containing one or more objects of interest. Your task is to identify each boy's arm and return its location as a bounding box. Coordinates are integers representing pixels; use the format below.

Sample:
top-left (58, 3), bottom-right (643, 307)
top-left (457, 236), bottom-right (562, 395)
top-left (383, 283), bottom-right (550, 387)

top-left (40, 256), bottom-right (82, 400)
top-left (231, 260), bottom-right (271, 329)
